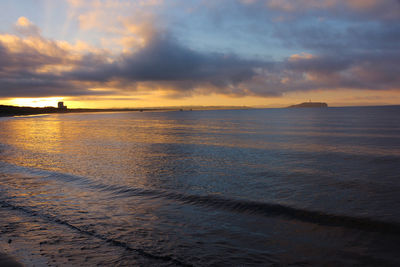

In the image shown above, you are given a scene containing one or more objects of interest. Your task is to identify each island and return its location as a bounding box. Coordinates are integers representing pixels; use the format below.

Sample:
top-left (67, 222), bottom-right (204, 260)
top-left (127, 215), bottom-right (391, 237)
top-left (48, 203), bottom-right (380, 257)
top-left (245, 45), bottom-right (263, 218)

top-left (288, 102), bottom-right (328, 108)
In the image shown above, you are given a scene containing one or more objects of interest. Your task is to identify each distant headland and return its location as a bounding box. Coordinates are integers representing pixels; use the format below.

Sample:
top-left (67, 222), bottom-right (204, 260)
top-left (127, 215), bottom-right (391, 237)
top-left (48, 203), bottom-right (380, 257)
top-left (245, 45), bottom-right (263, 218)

top-left (288, 102), bottom-right (328, 108)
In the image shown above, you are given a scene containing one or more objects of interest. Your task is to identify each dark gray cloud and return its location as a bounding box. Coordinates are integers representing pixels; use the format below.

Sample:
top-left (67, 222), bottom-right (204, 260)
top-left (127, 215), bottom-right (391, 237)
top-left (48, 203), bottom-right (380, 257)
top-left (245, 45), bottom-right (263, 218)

top-left (236, 0), bottom-right (400, 22)
top-left (68, 33), bottom-right (269, 95)
top-left (0, 32), bottom-right (268, 97)
top-left (1, 27), bottom-right (400, 99)
top-left (0, 40), bottom-right (113, 97)
top-left (284, 52), bottom-right (400, 90)
top-left (273, 22), bottom-right (400, 53)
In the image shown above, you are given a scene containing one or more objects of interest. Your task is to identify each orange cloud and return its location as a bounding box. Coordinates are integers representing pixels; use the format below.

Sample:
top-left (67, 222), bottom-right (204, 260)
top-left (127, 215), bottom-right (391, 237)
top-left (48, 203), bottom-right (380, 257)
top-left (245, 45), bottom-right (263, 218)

top-left (16, 17), bottom-right (32, 27)
top-left (289, 52), bottom-right (314, 61)
top-left (14, 16), bottom-right (41, 36)
top-left (66, 0), bottom-right (162, 53)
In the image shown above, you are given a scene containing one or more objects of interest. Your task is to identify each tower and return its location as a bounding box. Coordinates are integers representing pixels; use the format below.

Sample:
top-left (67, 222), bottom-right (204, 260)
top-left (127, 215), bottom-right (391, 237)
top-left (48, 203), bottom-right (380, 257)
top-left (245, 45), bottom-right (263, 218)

top-left (58, 102), bottom-right (67, 109)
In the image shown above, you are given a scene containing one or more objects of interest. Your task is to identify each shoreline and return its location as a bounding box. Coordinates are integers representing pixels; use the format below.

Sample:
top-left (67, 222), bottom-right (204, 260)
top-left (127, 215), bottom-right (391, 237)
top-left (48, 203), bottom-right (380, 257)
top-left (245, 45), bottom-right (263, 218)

top-left (0, 105), bottom-right (252, 117)
top-left (2, 104), bottom-right (399, 118)
top-left (0, 106), bottom-right (169, 117)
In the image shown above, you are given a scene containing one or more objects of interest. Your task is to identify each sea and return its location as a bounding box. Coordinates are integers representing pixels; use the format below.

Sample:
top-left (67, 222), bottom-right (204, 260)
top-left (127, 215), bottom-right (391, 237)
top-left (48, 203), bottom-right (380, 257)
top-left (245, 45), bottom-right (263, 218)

top-left (0, 106), bottom-right (399, 266)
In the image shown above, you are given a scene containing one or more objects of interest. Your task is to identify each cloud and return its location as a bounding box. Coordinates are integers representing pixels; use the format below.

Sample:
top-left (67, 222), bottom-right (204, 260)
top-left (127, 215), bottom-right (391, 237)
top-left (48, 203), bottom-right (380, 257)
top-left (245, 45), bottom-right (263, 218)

top-left (284, 52), bottom-right (400, 90)
top-left (242, 0), bottom-right (400, 21)
top-left (0, 18), bottom-right (114, 97)
top-left (0, 9), bottom-right (399, 100)
top-left (273, 22), bottom-right (400, 53)
top-left (14, 17), bottom-right (41, 37)
top-left (68, 31), bottom-right (268, 96)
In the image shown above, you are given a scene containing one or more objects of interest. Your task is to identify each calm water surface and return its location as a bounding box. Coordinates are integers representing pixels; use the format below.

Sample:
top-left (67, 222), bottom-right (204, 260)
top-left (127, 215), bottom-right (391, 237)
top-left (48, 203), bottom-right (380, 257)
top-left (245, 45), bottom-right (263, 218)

top-left (0, 107), bottom-right (399, 266)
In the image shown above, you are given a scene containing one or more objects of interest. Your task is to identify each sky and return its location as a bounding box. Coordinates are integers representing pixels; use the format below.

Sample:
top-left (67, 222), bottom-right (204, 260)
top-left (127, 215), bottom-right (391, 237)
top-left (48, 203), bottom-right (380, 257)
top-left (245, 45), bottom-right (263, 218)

top-left (0, 0), bottom-right (399, 108)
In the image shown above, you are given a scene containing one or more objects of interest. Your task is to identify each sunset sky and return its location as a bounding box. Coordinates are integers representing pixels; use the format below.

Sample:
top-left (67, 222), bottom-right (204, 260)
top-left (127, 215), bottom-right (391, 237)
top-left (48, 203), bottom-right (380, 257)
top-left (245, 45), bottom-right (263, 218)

top-left (0, 0), bottom-right (399, 108)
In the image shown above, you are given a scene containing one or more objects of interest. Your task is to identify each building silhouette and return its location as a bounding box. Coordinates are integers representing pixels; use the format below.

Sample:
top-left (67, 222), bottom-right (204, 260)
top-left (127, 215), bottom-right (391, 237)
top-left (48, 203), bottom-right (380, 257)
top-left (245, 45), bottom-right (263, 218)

top-left (58, 102), bottom-right (67, 109)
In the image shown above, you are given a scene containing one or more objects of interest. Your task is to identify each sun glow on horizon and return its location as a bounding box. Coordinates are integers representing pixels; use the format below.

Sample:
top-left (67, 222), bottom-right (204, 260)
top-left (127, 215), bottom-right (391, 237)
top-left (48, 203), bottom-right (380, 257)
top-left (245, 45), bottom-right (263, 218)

top-left (1, 89), bottom-right (400, 109)
top-left (6, 97), bottom-right (64, 108)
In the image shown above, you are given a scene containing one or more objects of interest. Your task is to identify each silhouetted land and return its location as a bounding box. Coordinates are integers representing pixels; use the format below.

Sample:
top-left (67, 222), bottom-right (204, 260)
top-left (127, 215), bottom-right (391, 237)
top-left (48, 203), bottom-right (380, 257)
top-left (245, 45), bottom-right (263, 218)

top-left (0, 105), bottom-right (170, 116)
top-left (288, 102), bottom-right (328, 108)
top-left (0, 105), bottom-right (250, 116)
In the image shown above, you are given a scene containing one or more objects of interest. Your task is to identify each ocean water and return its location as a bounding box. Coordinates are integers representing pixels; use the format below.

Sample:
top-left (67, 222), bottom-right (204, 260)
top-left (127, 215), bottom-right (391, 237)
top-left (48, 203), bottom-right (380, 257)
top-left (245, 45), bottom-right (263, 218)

top-left (0, 107), bottom-right (399, 266)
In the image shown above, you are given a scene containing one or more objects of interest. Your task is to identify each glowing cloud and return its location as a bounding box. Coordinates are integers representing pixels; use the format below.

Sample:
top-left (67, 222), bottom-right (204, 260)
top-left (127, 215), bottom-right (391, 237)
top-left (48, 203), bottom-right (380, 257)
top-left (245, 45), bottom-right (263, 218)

top-left (0, 0), bottom-right (398, 107)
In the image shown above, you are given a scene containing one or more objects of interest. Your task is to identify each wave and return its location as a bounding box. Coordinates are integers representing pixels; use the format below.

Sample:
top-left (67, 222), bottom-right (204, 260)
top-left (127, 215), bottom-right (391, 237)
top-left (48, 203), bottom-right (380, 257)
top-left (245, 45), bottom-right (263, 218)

top-left (0, 200), bottom-right (192, 267)
top-left (111, 187), bottom-right (400, 235)
top-left (1, 161), bottom-right (400, 235)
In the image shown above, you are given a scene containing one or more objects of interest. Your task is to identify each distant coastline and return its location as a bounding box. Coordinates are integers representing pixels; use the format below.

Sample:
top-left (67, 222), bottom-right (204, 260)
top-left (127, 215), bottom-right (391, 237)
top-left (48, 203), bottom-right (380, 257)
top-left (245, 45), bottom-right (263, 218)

top-left (288, 102), bottom-right (328, 108)
top-left (4, 104), bottom-right (400, 117)
top-left (0, 105), bottom-right (251, 117)
top-left (0, 105), bottom-right (151, 117)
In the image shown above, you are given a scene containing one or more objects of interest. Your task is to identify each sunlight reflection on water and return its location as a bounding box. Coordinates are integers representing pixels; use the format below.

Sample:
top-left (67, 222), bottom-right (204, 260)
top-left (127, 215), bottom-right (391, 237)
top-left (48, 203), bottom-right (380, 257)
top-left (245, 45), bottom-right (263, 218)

top-left (0, 107), bottom-right (399, 265)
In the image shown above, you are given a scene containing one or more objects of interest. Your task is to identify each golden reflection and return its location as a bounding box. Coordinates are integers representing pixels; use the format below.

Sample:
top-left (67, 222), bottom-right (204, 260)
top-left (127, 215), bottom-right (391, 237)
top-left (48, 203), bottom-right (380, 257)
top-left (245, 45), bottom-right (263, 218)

top-left (3, 116), bottom-right (64, 153)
